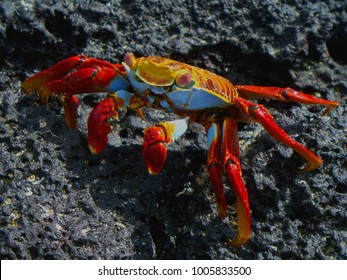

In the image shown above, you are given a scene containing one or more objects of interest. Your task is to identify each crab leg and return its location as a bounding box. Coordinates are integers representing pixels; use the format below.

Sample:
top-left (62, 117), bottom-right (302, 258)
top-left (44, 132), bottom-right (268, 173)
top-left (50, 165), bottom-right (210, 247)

top-left (21, 55), bottom-right (89, 96)
top-left (206, 122), bottom-right (228, 218)
top-left (236, 85), bottom-right (338, 115)
top-left (22, 55), bottom-right (126, 98)
top-left (236, 97), bottom-right (323, 171)
top-left (63, 95), bottom-right (79, 129)
top-left (222, 118), bottom-right (250, 246)
top-left (206, 120), bottom-right (250, 246)
top-left (142, 118), bottom-right (190, 174)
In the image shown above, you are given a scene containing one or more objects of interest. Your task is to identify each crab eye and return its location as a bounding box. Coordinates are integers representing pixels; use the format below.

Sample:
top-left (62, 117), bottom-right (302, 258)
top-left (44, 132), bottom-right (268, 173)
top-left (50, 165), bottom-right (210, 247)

top-left (124, 52), bottom-right (137, 69)
top-left (175, 73), bottom-right (192, 87)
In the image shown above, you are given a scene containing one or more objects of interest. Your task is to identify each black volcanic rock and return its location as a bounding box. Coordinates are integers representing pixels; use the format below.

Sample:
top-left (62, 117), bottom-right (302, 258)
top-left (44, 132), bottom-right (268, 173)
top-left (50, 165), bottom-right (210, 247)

top-left (0, 0), bottom-right (346, 259)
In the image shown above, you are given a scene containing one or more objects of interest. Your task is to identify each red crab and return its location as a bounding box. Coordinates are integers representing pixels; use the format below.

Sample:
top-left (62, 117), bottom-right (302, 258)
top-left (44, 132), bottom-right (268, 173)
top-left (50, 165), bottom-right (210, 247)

top-left (21, 53), bottom-right (338, 246)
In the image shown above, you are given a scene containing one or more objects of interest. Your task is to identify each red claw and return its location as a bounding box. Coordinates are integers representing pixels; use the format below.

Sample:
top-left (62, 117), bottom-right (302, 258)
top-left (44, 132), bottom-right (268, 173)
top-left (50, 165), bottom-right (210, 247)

top-left (87, 97), bottom-right (118, 154)
top-left (142, 126), bottom-right (167, 174)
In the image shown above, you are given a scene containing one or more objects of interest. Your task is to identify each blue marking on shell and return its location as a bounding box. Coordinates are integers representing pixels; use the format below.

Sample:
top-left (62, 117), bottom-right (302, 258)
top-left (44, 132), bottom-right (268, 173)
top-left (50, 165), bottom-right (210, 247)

top-left (160, 100), bottom-right (173, 111)
top-left (123, 63), bottom-right (149, 94)
top-left (150, 86), bottom-right (167, 94)
top-left (207, 123), bottom-right (218, 149)
top-left (116, 90), bottom-right (134, 108)
top-left (128, 74), bottom-right (149, 94)
top-left (105, 76), bottom-right (130, 93)
top-left (166, 88), bottom-right (230, 110)
top-left (148, 96), bottom-right (155, 103)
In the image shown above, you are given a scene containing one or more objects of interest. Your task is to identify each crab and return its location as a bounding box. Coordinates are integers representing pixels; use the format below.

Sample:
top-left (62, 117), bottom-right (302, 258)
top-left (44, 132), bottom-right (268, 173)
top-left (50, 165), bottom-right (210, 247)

top-left (21, 52), bottom-right (338, 246)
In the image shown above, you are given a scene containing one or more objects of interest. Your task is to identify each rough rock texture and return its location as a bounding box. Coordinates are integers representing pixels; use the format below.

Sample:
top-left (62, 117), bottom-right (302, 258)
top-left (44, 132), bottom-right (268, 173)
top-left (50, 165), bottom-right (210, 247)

top-left (0, 0), bottom-right (346, 259)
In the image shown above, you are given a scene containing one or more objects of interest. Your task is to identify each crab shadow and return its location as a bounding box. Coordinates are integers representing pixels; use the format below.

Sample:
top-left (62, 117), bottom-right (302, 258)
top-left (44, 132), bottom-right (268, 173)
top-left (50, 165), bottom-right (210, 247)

top-left (67, 140), bottom-right (238, 259)
top-left (82, 140), bottom-right (306, 260)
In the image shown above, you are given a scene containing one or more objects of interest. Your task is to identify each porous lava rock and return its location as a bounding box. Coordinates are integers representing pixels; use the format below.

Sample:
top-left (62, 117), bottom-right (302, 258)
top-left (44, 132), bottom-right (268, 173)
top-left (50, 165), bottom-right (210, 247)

top-left (0, 0), bottom-right (346, 259)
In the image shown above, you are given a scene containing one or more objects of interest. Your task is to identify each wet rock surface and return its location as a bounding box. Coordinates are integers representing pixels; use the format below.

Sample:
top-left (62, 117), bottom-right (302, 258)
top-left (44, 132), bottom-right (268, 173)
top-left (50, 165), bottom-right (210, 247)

top-left (0, 0), bottom-right (346, 259)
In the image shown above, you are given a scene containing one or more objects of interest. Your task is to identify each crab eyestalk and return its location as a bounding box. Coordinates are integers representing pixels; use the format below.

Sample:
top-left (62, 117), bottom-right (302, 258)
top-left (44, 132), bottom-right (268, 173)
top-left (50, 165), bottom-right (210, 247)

top-left (175, 72), bottom-right (192, 87)
top-left (124, 52), bottom-right (137, 70)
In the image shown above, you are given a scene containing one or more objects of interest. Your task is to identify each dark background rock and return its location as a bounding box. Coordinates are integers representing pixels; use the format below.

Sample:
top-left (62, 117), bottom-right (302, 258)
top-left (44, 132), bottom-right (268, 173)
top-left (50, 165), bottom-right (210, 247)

top-left (0, 0), bottom-right (346, 259)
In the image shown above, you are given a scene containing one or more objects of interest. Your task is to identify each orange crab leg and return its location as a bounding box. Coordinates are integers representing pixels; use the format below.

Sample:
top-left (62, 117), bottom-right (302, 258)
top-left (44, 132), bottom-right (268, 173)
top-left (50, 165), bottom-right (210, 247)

top-left (222, 118), bottom-right (250, 246)
top-left (236, 85), bottom-right (339, 115)
top-left (236, 97), bottom-right (323, 171)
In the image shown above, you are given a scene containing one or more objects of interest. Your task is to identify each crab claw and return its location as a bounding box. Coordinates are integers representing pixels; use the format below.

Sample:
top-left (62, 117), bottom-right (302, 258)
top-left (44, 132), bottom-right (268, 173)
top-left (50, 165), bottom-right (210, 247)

top-left (142, 126), bottom-right (167, 174)
top-left (88, 97), bottom-right (118, 154)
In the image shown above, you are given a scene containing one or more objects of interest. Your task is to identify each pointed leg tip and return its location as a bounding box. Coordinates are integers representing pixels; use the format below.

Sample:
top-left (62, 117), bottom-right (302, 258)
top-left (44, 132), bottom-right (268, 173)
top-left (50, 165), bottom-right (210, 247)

top-left (321, 103), bottom-right (339, 116)
top-left (147, 168), bottom-right (161, 175)
top-left (88, 145), bottom-right (99, 154)
top-left (217, 208), bottom-right (228, 219)
top-left (227, 235), bottom-right (249, 247)
top-left (300, 159), bottom-right (323, 172)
